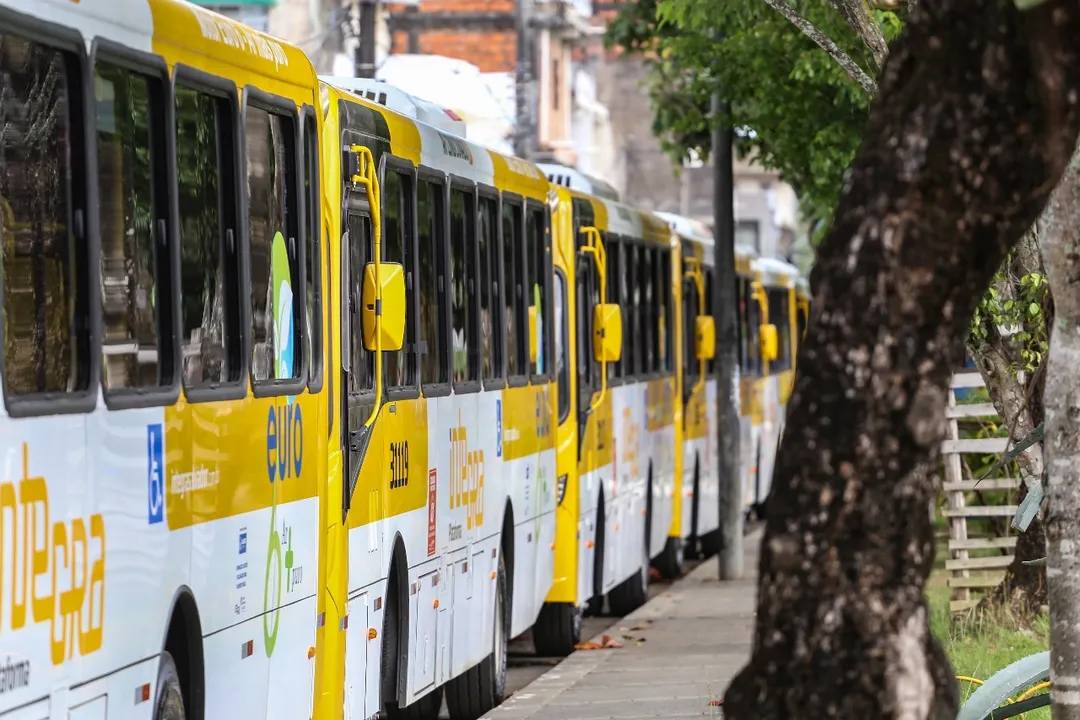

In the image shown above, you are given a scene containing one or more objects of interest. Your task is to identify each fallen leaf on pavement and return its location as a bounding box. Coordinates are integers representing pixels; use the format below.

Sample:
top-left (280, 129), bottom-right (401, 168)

top-left (602, 635), bottom-right (623, 648)
top-left (573, 635), bottom-right (625, 650)
top-left (629, 622), bottom-right (651, 631)
top-left (708, 699), bottom-right (723, 707)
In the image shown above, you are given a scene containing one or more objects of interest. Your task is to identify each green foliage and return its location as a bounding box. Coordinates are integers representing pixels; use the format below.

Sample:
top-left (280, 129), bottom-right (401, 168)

top-left (970, 268), bottom-right (1050, 375)
top-left (605, 0), bottom-right (896, 229)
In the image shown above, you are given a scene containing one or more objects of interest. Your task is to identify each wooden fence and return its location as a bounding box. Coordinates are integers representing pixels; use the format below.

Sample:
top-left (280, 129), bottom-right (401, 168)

top-left (941, 371), bottom-right (1020, 612)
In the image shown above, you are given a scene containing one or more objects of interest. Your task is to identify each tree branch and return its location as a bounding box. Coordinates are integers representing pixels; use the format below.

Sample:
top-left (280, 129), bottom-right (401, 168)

top-left (759, 0), bottom-right (879, 96)
top-left (827, 0), bottom-right (889, 71)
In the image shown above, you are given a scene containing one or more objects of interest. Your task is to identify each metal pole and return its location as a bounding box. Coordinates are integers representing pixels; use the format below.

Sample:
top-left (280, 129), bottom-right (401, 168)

top-left (356, 0), bottom-right (377, 79)
top-left (713, 77), bottom-right (744, 580)
top-left (514, 0), bottom-right (536, 158)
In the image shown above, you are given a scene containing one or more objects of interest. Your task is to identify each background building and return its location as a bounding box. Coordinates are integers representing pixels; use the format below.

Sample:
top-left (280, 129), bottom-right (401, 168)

top-left (193, 0), bottom-right (809, 265)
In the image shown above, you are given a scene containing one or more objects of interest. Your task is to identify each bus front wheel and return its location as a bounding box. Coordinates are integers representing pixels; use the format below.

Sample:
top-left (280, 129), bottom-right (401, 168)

top-left (533, 601), bottom-right (582, 657)
top-left (153, 651), bottom-right (185, 720)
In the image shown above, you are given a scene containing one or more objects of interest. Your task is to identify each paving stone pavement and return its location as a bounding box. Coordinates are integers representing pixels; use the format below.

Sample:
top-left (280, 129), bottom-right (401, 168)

top-left (485, 531), bottom-right (762, 720)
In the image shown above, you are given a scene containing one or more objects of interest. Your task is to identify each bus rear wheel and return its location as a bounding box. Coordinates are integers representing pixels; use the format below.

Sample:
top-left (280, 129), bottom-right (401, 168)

top-left (447, 552), bottom-right (508, 719)
top-left (153, 651), bottom-right (185, 720)
top-left (608, 535), bottom-right (649, 616)
top-left (533, 602), bottom-right (582, 657)
top-left (654, 536), bottom-right (684, 580)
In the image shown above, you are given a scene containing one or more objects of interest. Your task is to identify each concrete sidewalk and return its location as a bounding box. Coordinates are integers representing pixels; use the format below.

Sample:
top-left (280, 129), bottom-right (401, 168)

top-left (486, 532), bottom-right (762, 719)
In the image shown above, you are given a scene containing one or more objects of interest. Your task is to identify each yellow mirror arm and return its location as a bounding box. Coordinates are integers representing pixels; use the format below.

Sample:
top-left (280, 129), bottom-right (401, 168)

top-left (580, 226), bottom-right (608, 412)
top-left (350, 144), bottom-right (383, 429)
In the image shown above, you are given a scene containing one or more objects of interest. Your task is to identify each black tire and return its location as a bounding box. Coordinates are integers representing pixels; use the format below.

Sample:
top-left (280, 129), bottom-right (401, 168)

top-left (532, 602), bottom-right (583, 657)
top-left (700, 529), bottom-right (720, 557)
top-left (447, 552), bottom-right (508, 720)
top-left (585, 498), bottom-right (605, 617)
top-left (153, 651), bottom-right (185, 720)
top-left (380, 575), bottom-right (401, 716)
top-left (654, 535), bottom-right (684, 580)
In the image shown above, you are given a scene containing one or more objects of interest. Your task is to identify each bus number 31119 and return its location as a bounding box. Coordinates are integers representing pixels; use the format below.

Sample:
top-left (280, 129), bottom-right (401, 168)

top-left (390, 441), bottom-right (409, 489)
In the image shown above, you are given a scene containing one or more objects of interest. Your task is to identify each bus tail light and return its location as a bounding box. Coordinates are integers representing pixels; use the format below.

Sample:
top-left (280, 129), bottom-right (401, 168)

top-left (556, 474), bottom-right (568, 506)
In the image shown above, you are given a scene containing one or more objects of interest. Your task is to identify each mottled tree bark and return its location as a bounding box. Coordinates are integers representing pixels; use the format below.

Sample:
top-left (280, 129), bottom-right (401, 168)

top-left (1039, 149), bottom-right (1080, 719)
top-left (971, 233), bottom-right (1049, 615)
top-left (721, 0), bottom-right (1080, 717)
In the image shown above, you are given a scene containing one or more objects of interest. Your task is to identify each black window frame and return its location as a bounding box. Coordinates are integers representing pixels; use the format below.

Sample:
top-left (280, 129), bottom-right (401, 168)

top-left (768, 286), bottom-right (792, 372)
top-left (478, 185), bottom-right (505, 390)
top-left (525, 197), bottom-right (553, 383)
top-left (449, 174), bottom-right (481, 394)
top-left (92, 39), bottom-right (182, 410)
top-left (242, 87), bottom-right (307, 397)
top-left (172, 64), bottom-right (247, 404)
top-left (381, 154), bottom-right (421, 401)
top-left (623, 237), bottom-right (640, 380)
top-left (501, 191), bottom-right (530, 388)
top-left (606, 234), bottom-right (624, 385)
top-left (417, 166), bottom-right (451, 397)
top-left (301, 105), bottom-right (324, 394)
top-left (0, 15), bottom-right (97, 418)
top-left (657, 246), bottom-right (673, 377)
top-left (554, 267), bottom-right (570, 424)
top-left (703, 266), bottom-right (716, 376)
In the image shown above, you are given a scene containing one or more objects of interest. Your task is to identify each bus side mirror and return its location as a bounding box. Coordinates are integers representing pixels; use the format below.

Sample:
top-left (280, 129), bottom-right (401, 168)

top-left (760, 323), bottom-right (778, 363)
top-left (593, 303), bottom-right (622, 364)
top-left (362, 262), bottom-right (406, 352)
top-left (695, 315), bottom-right (716, 361)
top-left (528, 305), bottom-right (539, 365)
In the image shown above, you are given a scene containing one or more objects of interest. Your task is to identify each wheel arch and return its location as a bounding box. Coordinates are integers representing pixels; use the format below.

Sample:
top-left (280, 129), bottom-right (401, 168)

top-left (162, 585), bottom-right (205, 720)
top-left (386, 532), bottom-right (410, 707)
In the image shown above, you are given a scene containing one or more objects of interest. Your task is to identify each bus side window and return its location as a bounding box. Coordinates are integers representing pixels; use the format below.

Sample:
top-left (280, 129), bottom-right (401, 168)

top-left (418, 177), bottom-right (448, 387)
top-left (96, 61), bottom-right (175, 395)
top-left (176, 85), bottom-right (243, 390)
top-left (246, 103), bottom-right (303, 386)
top-left (502, 198), bottom-right (525, 379)
top-left (450, 185), bottom-right (479, 385)
top-left (639, 246), bottom-right (655, 374)
top-left (683, 274), bottom-right (699, 395)
top-left (526, 202), bottom-right (548, 378)
top-left (345, 212), bottom-right (373, 395)
top-left (303, 113), bottom-right (323, 392)
top-left (1, 35), bottom-right (92, 401)
top-left (767, 288), bottom-right (791, 372)
top-left (608, 236), bottom-right (622, 379)
top-left (659, 248), bottom-right (672, 375)
top-left (383, 166), bottom-right (416, 390)
top-left (555, 270), bottom-right (569, 422)
top-left (478, 192), bottom-right (503, 382)
top-left (704, 268), bottom-right (715, 375)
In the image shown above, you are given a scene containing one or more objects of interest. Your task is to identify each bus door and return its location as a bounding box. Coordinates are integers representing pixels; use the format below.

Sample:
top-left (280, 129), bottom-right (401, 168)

top-left (339, 142), bottom-right (405, 514)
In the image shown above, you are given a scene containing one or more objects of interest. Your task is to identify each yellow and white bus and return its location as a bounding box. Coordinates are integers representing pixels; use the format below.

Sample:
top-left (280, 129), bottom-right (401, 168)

top-left (530, 172), bottom-right (676, 655)
top-left (318, 75), bottom-right (562, 719)
top-left (0, 2), bottom-right (563, 719)
top-left (654, 212), bottom-right (758, 561)
top-left (742, 256), bottom-right (801, 517)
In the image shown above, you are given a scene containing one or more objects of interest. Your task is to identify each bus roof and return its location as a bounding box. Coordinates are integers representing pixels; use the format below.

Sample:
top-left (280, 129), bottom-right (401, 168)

top-left (327, 80), bottom-right (550, 200)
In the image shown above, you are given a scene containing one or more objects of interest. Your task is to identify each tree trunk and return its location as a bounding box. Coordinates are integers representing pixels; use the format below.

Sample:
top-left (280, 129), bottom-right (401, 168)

top-left (969, 239), bottom-right (1049, 616)
top-left (721, 0), bottom-right (1080, 717)
top-left (1039, 149), bottom-right (1080, 719)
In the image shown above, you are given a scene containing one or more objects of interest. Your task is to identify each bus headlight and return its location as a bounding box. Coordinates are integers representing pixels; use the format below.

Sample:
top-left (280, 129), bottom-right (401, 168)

top-left (556, 474), bottom-right (568, 506)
